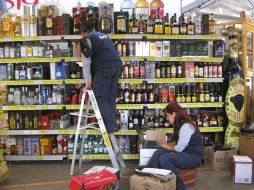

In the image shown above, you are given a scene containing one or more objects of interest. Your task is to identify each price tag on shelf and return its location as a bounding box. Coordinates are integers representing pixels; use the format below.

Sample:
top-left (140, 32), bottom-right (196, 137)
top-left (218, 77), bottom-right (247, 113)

top-left (176, 57), bottom-right (183, 61)
top-left (37, 156), bottom-right (44, 160)
top-left (147, 57), bottom-right (157, 61)
top-left (32, 37), bottom-right (41, 41)
top-left (42, 80), bottom-right (63, 85)
top-left (121, 57), bottom-right (131, 62)
top-left (110, 34), bottom-right (127, 39)
top-left (137, 57), bottom-right (144, 61)
top-left (214, 58), bottom-right (223, 62)
top-left (201, 36), bottom-right (209, 40)
top-left (127, 79), bottom-right (142, 84)
top-left (65, 79), bottom-right (83, 84)
top-left (193, 78), bottom-right (207, 83)
top-left (118, 79), bottom-right (126, 83)
top-left (59, 130), bottom-right (72, 135)
top-left (182, 103), bottom-right (198, 108)
top-left (41, 105), bottom-right (49, 110)
top-left (0, 130), bottom-right (8, 135)
top-left (161, 129), bottom-right (173, 133)
top-left (117, 104), bottom-right (143, 110)
top-left (210, 36), bottom-right (218, 40)
top-left (12, 37), bottom-right (26, 41)
top-left (186, 57), bottom-right (194, 61)
top-left (40, 130), bottom-right (48, 135)
top-left (115, 130), bottom-right (137, 135)
top-left (163, 57), bottom-right (172, 61)
top-left (55, 105), bottom-right (64, 109)
top-left (149, 104), bottom-right (167, 109)
top-left (124, 154), bottom-right (139, 160)
top-left (66, 105), bottom-right (80, 110)
top-left (87, 130), bottom-right (101, 135)
top-left (0, 37), bottom-right (4, 41)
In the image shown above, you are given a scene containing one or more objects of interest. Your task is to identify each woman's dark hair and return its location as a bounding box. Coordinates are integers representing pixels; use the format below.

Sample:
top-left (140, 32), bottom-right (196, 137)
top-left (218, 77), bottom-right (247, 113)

top-left (80, 21), bottom-right (94, 33)
top-left (164, 103), bottom-right (199, 141)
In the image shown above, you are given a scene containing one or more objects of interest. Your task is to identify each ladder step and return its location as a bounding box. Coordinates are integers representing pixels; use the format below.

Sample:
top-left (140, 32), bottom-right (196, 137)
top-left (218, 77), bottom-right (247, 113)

top-left (70, 112), bottom-right (96, 118)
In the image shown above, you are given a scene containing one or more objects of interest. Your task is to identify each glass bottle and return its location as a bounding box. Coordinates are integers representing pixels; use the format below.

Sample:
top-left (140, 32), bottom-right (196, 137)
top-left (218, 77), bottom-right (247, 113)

top-left (14, 16), bottom-right (22, 37)
top-left (116, 10), bottom-right (127, 34)
top-left (185, 84), bottom-right (191, 103)
top-left (21, 6), bottom-right (29, 37)
top-left (146, 15), bottom-right (154, 34)
top-left (150, 0), bottom-right (164, 22)
top-left (164, 13), bottom-right (171, 35)
top-left (171, 14), bottom-right (179, 35)
top-left (73, 2), bottom-right (81, 34)
top-left (135, 0), bottom-right (149, 21)
top-left (171, 63), bottom-right (176, 78)
top-left (29, 5), bottom-right (37, 36)
top-left (179, 15), bottom-right (187, 35)
top-left (45, 8), bottom-right (54, 35)
top-left (8, 88), bottom-right (14, 105)
top-left (176, 86), bottom-right (181, 103)
top-left (87, 6), bottom-right (96, 29)
top-left (129, 85), bottom-right (135, 103)
top-left (181, 85), bottom-right (186, 103)
top-left (148, 84), bottom-right (155, 103)
top-left (209, 83), bottom-right (215, 102)
top-left (129, 8), bottom-right (137, 33)
top-left (10, 43), bottom-right (16, 59)
top-left (2, 14), bottom-right (14, 37)
top-left (199, 83), bottom-right (205, 102)
top-left (128, 111), bottom-right (134, 130)
top-left (209, 14), bottom-right (216, 35)
top-left (204, 84), bottom-right (210, 102)
top-left (191, 85), bottom-right (198, 102)
top-left (99, 6), bottom-right (112, 34)
top-left (53, 44), bottom-right (62, 57)
top-left (121, 0), bottom-right (134, 16)
top-left (187, 14), bottom-right (195, 35)
top-left (138, 15), bottom-right (145, 34)
top-left (154, 8), bottom-right (163, 34)
top-left (131, 19), bottom-right (139, 34)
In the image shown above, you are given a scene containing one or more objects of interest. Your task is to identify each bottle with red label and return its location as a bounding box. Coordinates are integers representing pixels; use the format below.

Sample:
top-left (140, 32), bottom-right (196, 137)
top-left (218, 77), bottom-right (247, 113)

top-left (150, 0), bottom-right (164, 22)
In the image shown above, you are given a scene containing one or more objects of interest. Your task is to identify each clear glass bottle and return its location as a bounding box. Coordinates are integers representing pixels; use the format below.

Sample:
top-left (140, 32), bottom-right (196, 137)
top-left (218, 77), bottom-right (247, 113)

top-left (99, 6), bottom-right (112, 34)
top-left (121, 0), bottom-right (134, 16)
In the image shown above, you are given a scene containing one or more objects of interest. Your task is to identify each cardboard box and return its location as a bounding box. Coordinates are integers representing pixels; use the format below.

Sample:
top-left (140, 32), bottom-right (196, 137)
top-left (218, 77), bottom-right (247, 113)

top-left (204, 146), bottom-right (238, 171)
top-left (40, 137), bottom-right (52, 155)
top-left (135, 41), bottom-right (143, 57)
top-left (142, 42), bottom-right (150, 57)
top-left (139, 148), bottom-right (157, 166)
top-left (31, 138), bottom-right (40, 155)
top-left (130, 174), bottom-right (176, 190)
top-left (240, 134), bottom-right (254, 162)
top-left (146, 130), bottom-right (166, 142)
top-left (156, 41), bottom-right (163, 57)
top-left (69, 170), bottom-right (118, 190)
top-left (178, 169), bottom-right (197, 187)
top-left (163, 41), bottom-right (170, 57)
top-left (232, 155), bottom-right (252, 184)
top-left (24, 138), bottom-right (32, 155)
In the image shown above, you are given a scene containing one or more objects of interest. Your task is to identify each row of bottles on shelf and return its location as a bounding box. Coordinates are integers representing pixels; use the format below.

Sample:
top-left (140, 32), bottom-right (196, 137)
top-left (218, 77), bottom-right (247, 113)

top-left (117, 82), bottom-right (223, 104)
top-left (0, 0), bottom-right (217, 37)
top-left (118, 108), bottom-right (223, 130)
top-left (0, 62), bottom-right (82, 81)
top-left (0, 42), bottom-right (74, 59)
top-left (115, 40), bottom-right (224, 58)
top-left (121, 61), bottom-right (223, 79)
top-left (9, 111), bottom-right (70, 130)
top-left (7, 84), bottom-right (82, 105)
top-left (5, 136), bottom-right (68, 156)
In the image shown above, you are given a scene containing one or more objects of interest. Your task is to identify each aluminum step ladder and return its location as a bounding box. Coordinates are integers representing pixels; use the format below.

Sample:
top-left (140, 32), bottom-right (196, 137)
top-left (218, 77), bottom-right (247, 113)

top-left (70, 90), bottom-right (126, 176)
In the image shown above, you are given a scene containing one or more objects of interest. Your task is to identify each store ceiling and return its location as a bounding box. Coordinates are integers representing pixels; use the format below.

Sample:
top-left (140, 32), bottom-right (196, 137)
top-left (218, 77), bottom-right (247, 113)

top-left (183, 0), bottom-right (254, 22)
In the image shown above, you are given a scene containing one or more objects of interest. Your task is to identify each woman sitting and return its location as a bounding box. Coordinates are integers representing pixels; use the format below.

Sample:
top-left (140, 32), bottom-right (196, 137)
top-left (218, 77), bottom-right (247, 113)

top-left (147, 103), bottom-right (203, 190)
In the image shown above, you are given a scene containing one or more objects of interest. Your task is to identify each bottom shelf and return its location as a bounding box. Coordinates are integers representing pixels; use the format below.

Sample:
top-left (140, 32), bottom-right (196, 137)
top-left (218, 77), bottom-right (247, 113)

top-left (68, 154), bottom-right (140, 160)
top-left (5, 155), bottom-right (67, 161)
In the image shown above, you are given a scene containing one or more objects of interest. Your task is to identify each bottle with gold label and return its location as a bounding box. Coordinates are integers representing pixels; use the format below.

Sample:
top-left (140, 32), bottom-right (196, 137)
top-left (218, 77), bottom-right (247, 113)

top-left (176, 85), bottom-right (182, 103)
top-left (100, 6), bottom-right (113, 34)
top-left (116, 10), bottom-right (127, 34)
top-left (191, 84), bottom-right (198, 102)
top-left (179, 15), bottom-right (187, 35)
top-left (203, 114), bottom-right (210, 127)
top-left (171, 63), bottom-right (177, 78)
top-left (45, 8), bottom-right (54, 35)
top-left (185, 84), bottom-right (192, 103)
top-left (210, 114), bottom-right (218, 127)
top-left (209, 14), bottom-right (216, 35)
top-left (164, 13), bottom-right (171, 35)
top-left (131, 19), bottom-right (139, 34)
top-left (194, 63), bottom-right (199, 78)
top-left (171, 14), bottom-right (179, 35)
top-left (204, 84), bottom-right (210, 102)
top-left (181, 84), bottom-right (186, 103)
top-left (14, 16), bottom-right (22, 37)
top-left (2, 14), bottom-right (14, 37)
top-left (199, 83), bottom-right (205, 102)
top-left (146, 15), bottom-right (154, 34)
top-left (187, 14), bottom-right (195, 35)
top-left (129, 8), bottom-right (137, 33)
top-left (138, 15), bottom-right (145, 34)
top-left (154, 8), bottom-right (163, 34)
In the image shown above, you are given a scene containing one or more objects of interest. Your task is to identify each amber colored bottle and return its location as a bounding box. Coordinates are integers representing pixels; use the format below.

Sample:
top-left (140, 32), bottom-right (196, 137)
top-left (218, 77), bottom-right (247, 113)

top-left (150, 0), bottom-right (164, 22)
top-left (135, 0), bottom-right (149, 21)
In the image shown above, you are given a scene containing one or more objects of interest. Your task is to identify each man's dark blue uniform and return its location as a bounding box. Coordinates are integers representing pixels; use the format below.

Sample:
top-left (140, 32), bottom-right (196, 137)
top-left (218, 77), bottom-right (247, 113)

top-left (84, 31), bottom-right (123, 133)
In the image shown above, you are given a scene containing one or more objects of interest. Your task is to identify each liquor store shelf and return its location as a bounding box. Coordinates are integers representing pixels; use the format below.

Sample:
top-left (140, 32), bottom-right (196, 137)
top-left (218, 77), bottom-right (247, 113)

top-left (0, 57), bottom-right (81, 63)
top-left (2, 103), bottom-right (224, 111)
top-left (5, 155), bottom-right (67, 161)
top-left (0, 79), bottom-right (86, 86)
top-left (0, 35), bottom-right (223, 43)
top-left (119, 78), bottom-right (224, 84)
top-left (0, 127), bottom-right (223, 136)
top-left (120, 57), bottom-right (223, 62)
top-left (5, 154), bottom-right (140, 161)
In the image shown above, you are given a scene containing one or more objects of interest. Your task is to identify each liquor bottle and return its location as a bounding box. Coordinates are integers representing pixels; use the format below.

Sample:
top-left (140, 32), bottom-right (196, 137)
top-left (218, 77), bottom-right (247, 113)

top-left (175, 86), bottom-right (181, 103)
top-left (121, 0), bottom-right (134, 16)
top-left (197, 113), bottom-right (203, 127)
top-left (131, 18), bottom-right (139, 34)
top-left (154, 8), bottom-right (163, 34)
top-left (187, 14), bottom-right (195, 35)
top-left (216, 84), bottom-right (222, 102)
top-left (146, 16), bottom-right (154, 34)
top-left (128, 111), bottom-right (134, 130)
top-left (87, 6), bottom-right (96, 29)
top-left (135, 84), bottom-right (142, 103)
top-left (29, 5), bottom-right (37, 36)
top-left (148, 84), bottom-right (155, 103)
top-left (177, 64), bottom-right (182, 78)
top-left (171, 63), bottom-right (177, 78)
top-left (164, 13), bottom-right (171, 35)
top-left (185, 85), bottom-right (191, 103)
top-left (198, 63), bottom-right (204, 78)
top-left (0, 20), bottom-right (3, 37)
top-left (2, 14), bottom-right (14, 37)
top-left (181, 85), bottom-right (186, 103)
top-left (155, 62), bottom-right (161, 78)
top-left (191, 85), bottom-right (198, 102)
top-left (138, 15), bottom-right (145, 34)
top-left (203, 114), bottom-right (210, 127)
top-left (171, 14), bottom-right (179, 35)
top-left (204, 84), bottom-right (210, 102)
top-left (73, 2), bottom-right (81, 34)
top-left (116, 10), bottom-right (127, 34)
top-left (135, 0), bottom-right (149, 21)
top-left (179, 15), bottom-right (187, 35)
top-left (194, 63), bottom-right (199, 78)
top-left (150, 0), bottom-right (164, 22)
top-left (141, 81), bottom-right (148, 103)
top-left (133, 61), bottom-right (140, 78)
top-left (160, 62), bottom-right (166, 78)
top-left (122, 41), bottom-right (127, 57)
top-left (124, 84), bottom-right (130, 103)
top-left (123, 62), bottom-right (129, 78)
top-left (99, 6), bottom-right (112, 34)
top-left (139, 61), bottom-right (145, 79)
top-left (45, 8), bottom-right (54, 35)
top-left (14, 16), bottom-right (22, 37)
top-left (204, 64), bottom-right (208, 78)
top-left (130, 84), bottom-right (135, 103)
top-left (166, 62), bottom-right (171, 78)
top-left (37, 12), bottom-right (45, 36)
top-left (133, 110), bottom-right (139, 129)
top-left (212, 63), bottom-right (218, 78)
top-left (129, 8), bottom-right (137, 33)
top-left (209, 14), bottom-right (216, 35)
top-left (199, 83), bottom-right (205, 102)
top-left (116, 41), bottom-right (123, 56)
top-left (154, 113), bottom-right (160, 128)
top-left (210, 114), bottom-right (218, 127)
top-left (9, 112), bottom-right (16, 130)
top-left (21, 6), bottom-right (29, 37)
top-left (194, 13), bottom-right (202, 35)
top-left (128, 62), bottom-right (134, 78)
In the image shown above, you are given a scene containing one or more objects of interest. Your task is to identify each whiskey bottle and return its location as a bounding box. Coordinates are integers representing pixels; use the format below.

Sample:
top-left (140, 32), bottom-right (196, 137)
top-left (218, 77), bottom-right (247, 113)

top-left (148, 84), bottom-right (155, 103)
top-left (14, 16), bottom-right (22, 37)
top-left (99, 6), bottom-right (112, 34)
top-left (203, 114), bottom-right (210, 127)
top-left (123, 62), bottom-right (129, 78)
top-left (45, 8), bottom-right (54, 35)
top-left (155, 62), bottom-right (161, 78)
top-left (138, 15), bottom-right (145, 34)
top-left (128, 62), bottom-right (134, 78)
top-left (87, 6), bottom-right (96, 29)
top-left (191, 85), bottom-right (198, 102)
top-left (209, 83), bottom-right (215, 102)
top-left (154, 8), bottom-right (163, 34)
top-left (128, 111), bottom-right (134, 130)
top-left (179, 15), bottom-right (187, 35)
top-left (171, 63), bottom-right (177, 78)
top-left (198, 63), bottom-right (204, 78)
top-left (135, 84), bottom-right (142, 103)
top-left (199, 83), bottom-right (205, 102)
top-left (141, 81), bottom-right (148, 103)
top-left (209, 14), bottom-right (216, 35)
top-left (29, 5), bottom-right (37, 36)
top-left (73, 3), bottom-right (81, 34)
top-left (2, 14), bottom-right (14, 37)
top-left (181, 85), bottom-right (186, 103)
top-left (116, 10), bottom-right (127, 34)
top-left (130, 84), bottom-right (136, 103)
top-left (185, 84), bottom-right (191, 103)
top-left (187, 14), bottom-right (195, 35)
top-left (133, 61), bottom-right (140, 78)
top-left (164, 13), bottom-right (171, 35)
top-left (131, 18), bottom-right (139, 34)
top-left (160, 62), bottom-right (166, 78)
top-left (171, 14), bottom-right (179, 35)
top-left (204, 84), bottom-right (210, 102)
top-left (146, 15), bottom-right (154, 34)
top-left (176, 86), bottom-right (181, 103)
top-left (129, 8), bottom-right (137, 33)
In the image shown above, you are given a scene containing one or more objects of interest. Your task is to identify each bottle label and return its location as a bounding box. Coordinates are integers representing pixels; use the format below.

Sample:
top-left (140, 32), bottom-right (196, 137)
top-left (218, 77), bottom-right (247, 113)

top-left (150, 8), bottom-right (164, 21)
top-left (204, 66), bottom-right (208, 78)
top-left (140, 66), bottom-right (145, 77)
top-left (117, 19), bottom-right (126, 32)
top-left (194, 66), bottom-right (199, 77)
top-left (131, 27), bottom-right (139, 34)
top-left (210, 25), bottom-right (216, 34)
top-left (101, 19), bottom-right (111, 32)
top-left (135, 8), bottom-right (149, 21)
top-left (192, 96), bottom-right (197, 102)
top-left (200, 94), bottom-right (205, 102)
top-left (205, 94), bottom-right (210, 102)
top-left (155, 25), bottom-right (163, 34)
top-left (180, 26), bottom-right (187, 34)
top-left (134, 66), bottom-right (139, 78)
top-left (186, 96), bottom-right (191, 103)
top-left (172, 27), bottom-right (179, 35)
top-left (3, 21), bottom-right (9, 32)
top-left (147, 26), bottom-right (154, 34)
top-left (210, 96), bottom-right (215, 102)
top-left (133, 119), bottom-right (138, 125)
top-left (213, 66), bottom-right (218, 78)
top-left (187, 25), bottom-right (194, 35)
top-left (164, 27), bottom-right (171, 35)
top-left (218, 66), bottom-right (222, 78)
top-left (199, 67), bottom-right (204, 77)
top-left (46, 18), bottom-right (53, 28)
top-left (215, 46), bottom-right (224, 57)
top-left (176, 96), bottom-right (182, 103)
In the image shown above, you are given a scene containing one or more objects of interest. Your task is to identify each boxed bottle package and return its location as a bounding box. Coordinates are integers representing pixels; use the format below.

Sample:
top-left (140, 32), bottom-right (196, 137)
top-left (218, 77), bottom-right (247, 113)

top-left (130, 173), bottom-right (176, 190)
top-left (150, 42), bottom-right (157, 57)
top-left (135, 41), bottom-right (143, 57)
top-left (184, 62), bottom-right (194, 78)
top-left (24, 138), bottom-right (32, 155)
top-left (240, 133), bottom-right (254, 162)
top-left (142, 42), bottom-right (150, 57)
top-left (156, 41), bottom-right (163, 57)
top-left (31, 138), bottom-right (40, 155)
top-left (203, 146), bottom-right (238, 171)
top-left (69, 170), bottom-right (118, 190)
top-left (231, 155), bottom-right (252, 184)
top-left (40, 137), bottom-right (52, 155)
top-left (163, 41), bottom-right (170, 57)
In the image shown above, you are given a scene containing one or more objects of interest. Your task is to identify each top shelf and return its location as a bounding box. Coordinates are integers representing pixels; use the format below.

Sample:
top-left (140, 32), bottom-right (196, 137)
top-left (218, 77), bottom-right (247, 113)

top-left (0, 35), bottom-right (223, 43)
